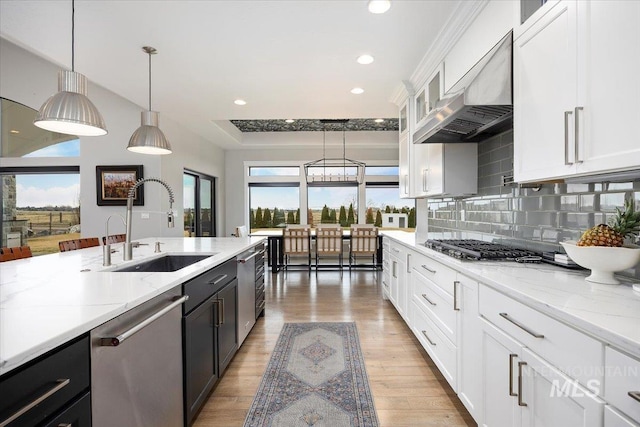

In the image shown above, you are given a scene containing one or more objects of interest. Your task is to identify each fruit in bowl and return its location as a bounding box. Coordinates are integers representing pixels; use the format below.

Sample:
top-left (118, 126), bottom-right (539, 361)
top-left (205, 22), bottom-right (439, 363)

top-left (561, 199), bottom-right (640, 285)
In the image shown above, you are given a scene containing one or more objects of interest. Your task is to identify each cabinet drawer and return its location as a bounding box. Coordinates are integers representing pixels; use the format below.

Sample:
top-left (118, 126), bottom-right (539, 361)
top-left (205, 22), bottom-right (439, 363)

top-left (412, 269), bottom-right (457, 343)
top-left (44, 391), bottom-right (91, 427)
top-left (0, 335), bottom-right (90, 427)
top-left (479, 285), bottom-right (603, 387)
top-left (183, 258), bottom-right (237, 313)
top-left (605, 405), bottom-right (640, 427)
top-left (605, 347), bottom-right (640, 422)
top-left (411, 301), bottom-right (457, 390)
top-left (411, 252), bottom-right (456, 296)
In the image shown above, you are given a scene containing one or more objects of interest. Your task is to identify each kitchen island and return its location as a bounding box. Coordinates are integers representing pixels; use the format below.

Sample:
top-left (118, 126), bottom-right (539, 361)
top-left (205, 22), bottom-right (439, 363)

top-left (0, 236), bottom-right (265, 376)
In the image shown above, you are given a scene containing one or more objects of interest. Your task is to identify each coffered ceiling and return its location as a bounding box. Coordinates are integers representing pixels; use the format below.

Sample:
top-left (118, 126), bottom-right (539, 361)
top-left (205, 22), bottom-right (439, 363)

top-left (0, 0), bottom-right (465, 149)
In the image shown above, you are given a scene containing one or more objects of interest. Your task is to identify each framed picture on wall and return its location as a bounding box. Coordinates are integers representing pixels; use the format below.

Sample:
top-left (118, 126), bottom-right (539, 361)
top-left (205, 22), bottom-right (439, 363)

top-left (96, 165), bottom-right (144, 206)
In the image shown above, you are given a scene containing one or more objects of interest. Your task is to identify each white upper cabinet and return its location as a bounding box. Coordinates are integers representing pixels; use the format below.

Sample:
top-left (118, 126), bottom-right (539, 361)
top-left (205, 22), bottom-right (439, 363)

top-left (514, 0), bottom-right (640, 183)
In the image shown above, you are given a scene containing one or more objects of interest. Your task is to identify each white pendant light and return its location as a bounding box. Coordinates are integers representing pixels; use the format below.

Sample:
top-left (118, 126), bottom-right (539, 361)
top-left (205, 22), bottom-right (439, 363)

top-left (34, 0), bottom-right (107, 136)
top-left (127, 46), bottom-right (172, 155)
top-left (368, 0), bottom-right (391, 14)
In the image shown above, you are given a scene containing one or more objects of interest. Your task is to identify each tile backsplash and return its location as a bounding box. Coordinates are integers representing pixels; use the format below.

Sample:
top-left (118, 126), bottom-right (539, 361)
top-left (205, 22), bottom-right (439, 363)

top-left (426, 130), bottom-right (640, 279)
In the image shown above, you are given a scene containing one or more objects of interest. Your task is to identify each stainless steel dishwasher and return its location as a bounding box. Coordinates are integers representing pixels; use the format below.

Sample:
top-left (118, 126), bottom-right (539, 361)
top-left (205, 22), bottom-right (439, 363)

top-left (237, 248), bottom-right (261, 345)
top-left (90, 287), bottom-right (187, 427)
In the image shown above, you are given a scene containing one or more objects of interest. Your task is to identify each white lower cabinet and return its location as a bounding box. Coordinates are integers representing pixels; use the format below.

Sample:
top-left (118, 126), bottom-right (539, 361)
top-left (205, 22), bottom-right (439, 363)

top-left (457, 274), bottom-right (482, 422)
top-left (481, 318), bottom-right (523, 427)
top-left (520, 348), bottom-right (604, 427)
top-left (388, 241), bottom-right (409, 323)
top-left (605, 406), bottom-right (640, 427)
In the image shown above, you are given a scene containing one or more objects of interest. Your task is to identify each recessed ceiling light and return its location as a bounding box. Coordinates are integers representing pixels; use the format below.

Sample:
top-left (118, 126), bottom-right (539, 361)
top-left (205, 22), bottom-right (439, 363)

top-left (351, 87), bottom-right (365, 95)
top-left (374, 119), bottom-right (384, 123)
top-left (234, 99), bottom-right (247, 106)
top-left (368, 0), bottom-right (391, 14)
top-left (10, 129), bottom-right (20, 134)
top-left (357, 54), bottom-right (374, 65)
top-left (285, 119), bottom-right (295, 123)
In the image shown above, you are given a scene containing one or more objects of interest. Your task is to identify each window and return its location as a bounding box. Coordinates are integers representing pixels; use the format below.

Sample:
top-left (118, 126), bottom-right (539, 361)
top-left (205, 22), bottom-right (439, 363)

top-left (183, 170), bottom-right (216, 237)
top-left (249, 166), bottom-right (299, 176)
top-left (249, 184), bottom-right (300, 230)
top-left (365, 166), bottom-right (399, 176)
top-left (1, 167), bottom-right (80, 255)
top-left (366, 184), bottom-right (415, 229)
top-left (308, 185), bottom-right (357, 226)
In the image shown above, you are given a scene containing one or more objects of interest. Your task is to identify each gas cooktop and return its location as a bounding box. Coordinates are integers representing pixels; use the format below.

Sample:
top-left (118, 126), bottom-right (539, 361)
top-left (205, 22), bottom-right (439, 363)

top-left (424, 239), bottom-right (542, 262)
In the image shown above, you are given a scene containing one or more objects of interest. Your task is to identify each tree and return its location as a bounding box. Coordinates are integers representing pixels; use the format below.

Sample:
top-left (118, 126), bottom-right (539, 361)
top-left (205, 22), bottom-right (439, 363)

top-left (347, 203), bottom-right (355, 226)
top-left (339, 206), bottom-right (347, 226)
top-left (295, 208), bottom-right (300, 224)
top-left (263, 208), bottom-right (272, 228)
top-left (329, 209), bottom-right (337, 223)
top-left (321, 205), bottom-right (330, 223)
top-left (273, 207), bottom-right (285, 227)
top-left (255, 207), bottom-right (263, 228)
top-left (365, 207), bottom-right (374, 224)
top-left (375, 210), bottom-right (382, 227)
top-left (385, 205), bottom-right (391, 213)
top-left (408, 207), bottom-right (416, 228)
top-left (393, 207), bottom-right (399, 213)
top-left (250, 209), bottom-right (255, 228)
top-left (287, 211), bottom-right (295, 224)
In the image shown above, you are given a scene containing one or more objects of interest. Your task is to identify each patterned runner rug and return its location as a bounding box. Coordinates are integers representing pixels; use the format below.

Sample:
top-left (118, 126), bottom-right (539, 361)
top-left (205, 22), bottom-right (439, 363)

top-left (244, 322), bottom-right (379, 427)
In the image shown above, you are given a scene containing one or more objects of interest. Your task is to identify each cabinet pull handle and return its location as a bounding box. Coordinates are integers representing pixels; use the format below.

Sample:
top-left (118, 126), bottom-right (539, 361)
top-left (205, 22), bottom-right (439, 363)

top-left (220, 298), bottom-right (225, 325)
top-left (391, 247), bottom-right (400, 253)
top-left (382, 280), bottom-right (388, 288)
top-left (421, 330), bottom-right (437, 346)
top-left (213, 300), bottom-right (220, 327)
top-left (238, 251), bottom-right (261, 263)
top-left (257, 300), bottom-right (266, 311)
top-left (0, 378), bottom-right (70, 426)
top-left (404, 174), bottom-right (409, 193)
top-left (58, 424), bottom-right (73, 427)
top-left (629, 391), bottom-right (640, 403)
top-left (499, 312), bottom-right (544, 339)
top-left (421, 264), bottom-right (436, 274)
top-left (392, 261), bottom-right (397, 278)
top-left (421, 293), bottom-right (437, 306)
top-left (406, 253), bottom-right (411, 273)
top-left (453, 280), bottom-right (460, 311)
top-left (564, 110), bottom-right (574, 165)
top-left (518, 361), bottom-right (527, 407)
top-left (208, 274), bottom-right (228, 285)
top-left (574, 106), bottom-right (583, 164)
top-left (423, 169), bottom-right (428, 192)
top-left (100, 295), bottom-right (188, 346)
top-left (509, 354), bottom-right (518, 397)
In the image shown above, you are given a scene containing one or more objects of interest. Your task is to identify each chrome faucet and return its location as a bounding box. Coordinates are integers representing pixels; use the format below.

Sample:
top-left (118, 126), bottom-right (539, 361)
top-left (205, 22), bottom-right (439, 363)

top-left (103, 214), bottom-right (126, 266)
top-left (124, 177), bottom-right (175, 261)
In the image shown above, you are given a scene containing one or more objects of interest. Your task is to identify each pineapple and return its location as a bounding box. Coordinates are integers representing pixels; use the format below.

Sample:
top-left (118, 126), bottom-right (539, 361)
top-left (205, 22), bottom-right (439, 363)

top-left (577, 199), bottom-right (640, 247)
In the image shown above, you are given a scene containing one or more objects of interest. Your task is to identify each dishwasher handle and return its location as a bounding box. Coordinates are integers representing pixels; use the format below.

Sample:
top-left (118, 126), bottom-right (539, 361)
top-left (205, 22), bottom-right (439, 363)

top-left (237, 250), bottom-right (263, 263)
top-left (100, 295), bottom-right (189, 347)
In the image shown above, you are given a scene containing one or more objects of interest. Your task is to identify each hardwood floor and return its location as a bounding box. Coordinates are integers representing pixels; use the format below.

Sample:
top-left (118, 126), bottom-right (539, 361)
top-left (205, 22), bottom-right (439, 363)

top-left (193, 269), bottom-right (475, 427)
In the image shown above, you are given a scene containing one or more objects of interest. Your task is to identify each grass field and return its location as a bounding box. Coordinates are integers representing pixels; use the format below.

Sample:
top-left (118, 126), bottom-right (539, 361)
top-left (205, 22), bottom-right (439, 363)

top-left (27, 232), bottom-right (81, 255)
top-left (11, 210), bottom-right (80, 255)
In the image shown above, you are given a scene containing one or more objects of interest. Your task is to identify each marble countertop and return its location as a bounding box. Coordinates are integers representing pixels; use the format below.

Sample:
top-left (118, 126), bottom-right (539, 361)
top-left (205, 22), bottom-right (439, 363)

top-left (0, 236), bottom-right (265, 376)
top-left (381, 231), bottom-right (640, 357)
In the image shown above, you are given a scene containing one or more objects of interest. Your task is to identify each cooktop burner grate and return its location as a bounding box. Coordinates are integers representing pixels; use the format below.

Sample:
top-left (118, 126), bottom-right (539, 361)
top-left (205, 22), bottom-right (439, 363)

top-left (424, 239), bottom-right (541, 261)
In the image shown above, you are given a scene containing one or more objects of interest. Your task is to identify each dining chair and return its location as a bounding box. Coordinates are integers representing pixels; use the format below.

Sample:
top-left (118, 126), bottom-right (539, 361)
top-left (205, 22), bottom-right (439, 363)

top-left (282, 227), bottom-right (311, 271)
top-left (10, 246), bottom-right (32, 259)
top-left (0, 247), bottom-right (16, 262)
top-left (315, 224), bottom-right (343, 270)
top-left (59, 237), bottom-right (100, 252)
top-left (349, 226), bottom-right (379, 270)
top-left (102, 234), bottom-right (126, 245)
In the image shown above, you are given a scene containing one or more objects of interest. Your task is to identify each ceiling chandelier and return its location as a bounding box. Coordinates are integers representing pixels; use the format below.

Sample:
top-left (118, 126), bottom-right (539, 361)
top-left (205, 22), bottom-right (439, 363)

top-left (33, 0), bottom-right (107, 136)
top-left (303, 119), bottom-right (365, 187)
top-left (127, 46), bottom-right (172, 155)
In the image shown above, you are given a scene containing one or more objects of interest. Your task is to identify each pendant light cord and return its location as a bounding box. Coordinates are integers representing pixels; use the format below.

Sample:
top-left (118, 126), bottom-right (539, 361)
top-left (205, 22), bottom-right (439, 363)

top-left (71, 0), bottom-right (75, 71)
top-left (148, 50), bottom-right (152, 111)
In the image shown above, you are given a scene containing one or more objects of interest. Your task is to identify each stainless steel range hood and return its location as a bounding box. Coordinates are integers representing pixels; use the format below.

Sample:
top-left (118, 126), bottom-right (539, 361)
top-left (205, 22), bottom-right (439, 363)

top-left (414, 31), bottom-right (513, 144)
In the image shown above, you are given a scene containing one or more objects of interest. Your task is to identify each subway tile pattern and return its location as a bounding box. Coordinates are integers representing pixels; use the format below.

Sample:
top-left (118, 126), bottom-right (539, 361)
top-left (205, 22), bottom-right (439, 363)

top-left (426, 130), bottom-right (640, 279)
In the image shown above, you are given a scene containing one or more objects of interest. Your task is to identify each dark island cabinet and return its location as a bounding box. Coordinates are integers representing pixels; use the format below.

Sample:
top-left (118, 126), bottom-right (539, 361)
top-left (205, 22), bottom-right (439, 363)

top-left (183, 258), bottom-right (238, 426)
top-left (0, 335), bottom-right (91, 427)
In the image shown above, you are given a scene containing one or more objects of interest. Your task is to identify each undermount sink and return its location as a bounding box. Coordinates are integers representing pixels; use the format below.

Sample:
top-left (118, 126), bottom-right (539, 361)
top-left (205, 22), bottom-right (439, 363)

top-left (112, 254), bottom-right (216, 273)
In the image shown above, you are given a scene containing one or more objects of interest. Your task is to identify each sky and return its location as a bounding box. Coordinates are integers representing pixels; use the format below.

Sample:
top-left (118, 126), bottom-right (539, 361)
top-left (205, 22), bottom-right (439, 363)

top-left (15, 174), bottom-right (80, 207)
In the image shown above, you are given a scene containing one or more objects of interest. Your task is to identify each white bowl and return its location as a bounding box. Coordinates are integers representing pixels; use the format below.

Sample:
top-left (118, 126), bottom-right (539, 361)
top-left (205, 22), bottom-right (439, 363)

top-left (560, 241), bottom-right (640, 285)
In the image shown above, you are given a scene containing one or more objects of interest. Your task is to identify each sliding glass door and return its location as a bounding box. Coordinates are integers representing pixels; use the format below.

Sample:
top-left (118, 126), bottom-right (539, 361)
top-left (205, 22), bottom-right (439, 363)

top-left (183, 170), bottom-right (216, 237)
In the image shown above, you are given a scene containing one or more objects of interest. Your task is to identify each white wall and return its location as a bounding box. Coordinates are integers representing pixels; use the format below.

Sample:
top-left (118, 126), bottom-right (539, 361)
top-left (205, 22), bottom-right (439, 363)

top-left (224, 133), bottom-right (398, 237)
top-left (0, 38), bottom-right (226, 241)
